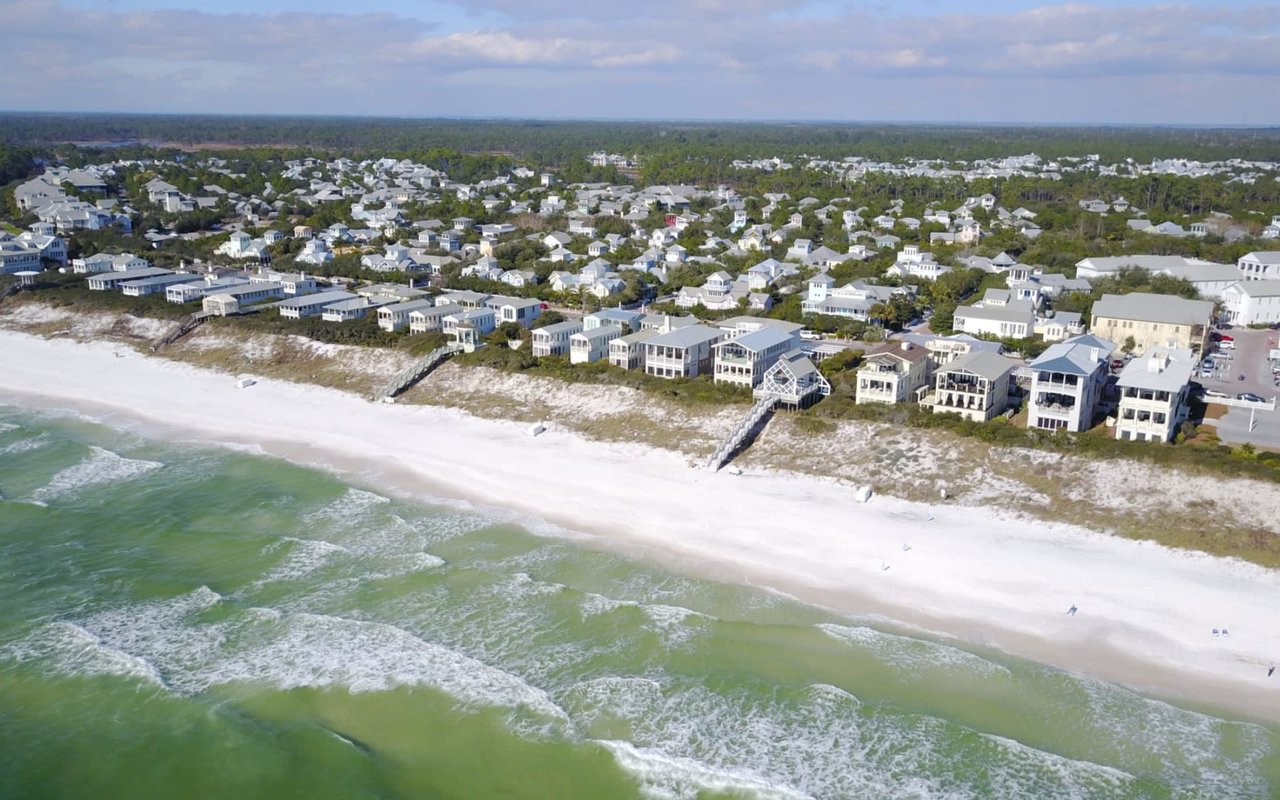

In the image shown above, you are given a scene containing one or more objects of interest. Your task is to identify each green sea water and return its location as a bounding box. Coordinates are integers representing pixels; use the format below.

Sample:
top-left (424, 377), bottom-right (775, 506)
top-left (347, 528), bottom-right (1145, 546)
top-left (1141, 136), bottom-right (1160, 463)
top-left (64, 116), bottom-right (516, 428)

top-left (1, 406), bottom-right (1277, 799)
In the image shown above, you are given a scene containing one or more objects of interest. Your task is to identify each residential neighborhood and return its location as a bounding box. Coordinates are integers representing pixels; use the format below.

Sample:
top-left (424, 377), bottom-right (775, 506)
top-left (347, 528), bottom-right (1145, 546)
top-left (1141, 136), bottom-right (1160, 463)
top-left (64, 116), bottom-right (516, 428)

top-left (4, 140), bottom-right (1280, 452)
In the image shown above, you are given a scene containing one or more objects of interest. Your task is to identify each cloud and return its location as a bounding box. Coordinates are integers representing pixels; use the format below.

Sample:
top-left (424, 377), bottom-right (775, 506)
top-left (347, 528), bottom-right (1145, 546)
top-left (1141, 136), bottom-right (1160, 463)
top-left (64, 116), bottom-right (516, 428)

top-left (0, 0), bottom-right (1275, 123)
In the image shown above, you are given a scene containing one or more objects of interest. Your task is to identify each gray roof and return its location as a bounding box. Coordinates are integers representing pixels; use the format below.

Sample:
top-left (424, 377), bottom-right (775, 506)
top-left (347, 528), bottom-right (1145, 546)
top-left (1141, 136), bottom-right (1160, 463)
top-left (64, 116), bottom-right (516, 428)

top-left (1030, 335), bottom-right (1115, 376)
top-left (535, 320), bottom-right (584, 336)
top-left (955, 300), bottom-right (1035, 324)
top-left (1091, 293), bottom-right (1214, 326)
top-left (1116, 346), bottom-right (1195, 392)
top-left (645, 324), bottom-right (724, 349)
top-left (278, 290), bottom-right (356, 308)
top-left (572, 324), bottom-right (623, 342)
top-left (1242, 251), bottom-right (1280, 265)
top-left (1229, 280), bottom-right (1280, 298)
top-left (713, 327), bottom-right (793, 353)
top-left (942, 350), bottom-right (1016, 382)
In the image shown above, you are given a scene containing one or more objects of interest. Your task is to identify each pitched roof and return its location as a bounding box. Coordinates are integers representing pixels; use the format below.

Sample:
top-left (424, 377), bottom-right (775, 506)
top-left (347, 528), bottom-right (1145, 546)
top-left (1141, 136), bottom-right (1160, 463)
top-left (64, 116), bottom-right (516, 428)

top-left (942, 350), bottom-right (1016, 382)
top-left (1091, 293), bottom-right (1214, 326)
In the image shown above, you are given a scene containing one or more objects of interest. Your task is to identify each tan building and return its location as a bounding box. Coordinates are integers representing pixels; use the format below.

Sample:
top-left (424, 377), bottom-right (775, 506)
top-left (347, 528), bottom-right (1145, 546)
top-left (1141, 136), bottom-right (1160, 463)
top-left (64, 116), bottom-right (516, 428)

top-left (1090, 293), bottom-right (1213, 355)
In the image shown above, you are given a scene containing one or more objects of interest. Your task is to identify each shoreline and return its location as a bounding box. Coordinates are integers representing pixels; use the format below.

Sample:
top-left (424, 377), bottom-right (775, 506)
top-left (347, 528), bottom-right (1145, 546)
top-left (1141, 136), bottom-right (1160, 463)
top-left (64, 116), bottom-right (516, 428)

top-left (1, 329), bottom-right (1278, 725)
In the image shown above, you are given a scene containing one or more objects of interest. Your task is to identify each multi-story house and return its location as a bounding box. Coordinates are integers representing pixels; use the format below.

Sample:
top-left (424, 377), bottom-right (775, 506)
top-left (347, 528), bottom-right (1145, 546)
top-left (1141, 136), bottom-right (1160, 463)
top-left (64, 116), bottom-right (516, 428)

top-left (755, 351), bottom-right (831, 409)
top-left (1220, 281), bottom-right (1280, 327)
top-left (1113, 347), bottom-right (1195, 443)
top-left (1236, 252), bottom-right (1280, 280)
top-left (952, 289), bottom-right (1036, 339)
top-left (922, 350), bottom-right (1015, 422)
top-left (408, 303), bottom-right (464, 334)
top-left (531, 320), bottom-right (584, 357)
top-left (569, 325), bottom-right (624, 364)
top-left (711, 327), bottom-right (796, 388)
top-left (643, 325), bottom-right (725, 379)
top-left (1026, 334), bottom-right (1115, 432)
top-left (609, 329), bottom-right (659, 371)
top-left (855, 341), bottom-right (932, 405)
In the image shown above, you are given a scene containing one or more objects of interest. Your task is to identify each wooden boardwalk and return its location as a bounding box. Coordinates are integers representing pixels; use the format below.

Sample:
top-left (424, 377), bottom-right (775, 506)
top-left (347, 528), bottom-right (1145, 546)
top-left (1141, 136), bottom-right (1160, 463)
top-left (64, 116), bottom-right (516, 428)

top-left (151, 312), bottom-right (210, 352)
top-left (372, 343), bottom-right (462, 403)
top-left (706, 394), bottom-right (779, 472)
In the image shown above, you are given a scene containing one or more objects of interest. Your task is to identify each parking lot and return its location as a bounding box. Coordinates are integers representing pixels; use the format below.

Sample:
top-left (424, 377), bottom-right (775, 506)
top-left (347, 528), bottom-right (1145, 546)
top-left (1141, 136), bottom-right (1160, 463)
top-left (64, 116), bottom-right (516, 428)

top-left (1197, 326), bottom-right (1280, 447)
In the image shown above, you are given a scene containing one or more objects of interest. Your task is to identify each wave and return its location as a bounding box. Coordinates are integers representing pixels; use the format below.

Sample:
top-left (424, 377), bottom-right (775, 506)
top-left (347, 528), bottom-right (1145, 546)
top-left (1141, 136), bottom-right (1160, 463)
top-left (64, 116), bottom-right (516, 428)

top-left (30, 445), bottom-right (163, 503)
top-left (564, 676), bottom-right (1151, 800)
top-left (249, 537), bottom-right (351, 588)
top-left (19, 588), bottom-right (567, 735)
top-left (0, 422), bottom-right (20, 433)
top-left (0, 433), bottom-right (48, 455)
top-left (0, 621), bottom-right (166, 690)
top-left (817, 622), bottom-right (1013, 679)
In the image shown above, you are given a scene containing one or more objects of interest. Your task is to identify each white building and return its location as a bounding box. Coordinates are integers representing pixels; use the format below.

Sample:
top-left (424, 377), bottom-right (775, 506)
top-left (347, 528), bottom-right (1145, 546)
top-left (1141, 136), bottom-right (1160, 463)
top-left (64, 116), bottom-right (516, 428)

top-left (1026, 334), bottom-right (1115, 432)
top-left (711, 327), bottom-right (796, 388)
top-left (643, 325), bottom-right (725, 379)
top-left (1113, 346), bottom-right (1195, 443)
top-left (531, 320), bottom-right (584, 357)
top-left (1238, 252), bottom-right (1280, 280)
top-left (952, 289), bottom-right (1036, 339)
top-left (1220, 281), bottom-right (1280, 327)
top-left (855, 341), bottom-right (932, 405)
top-left (569, 325), bottom-right (623, 364)
top-left (922, 350), bottom-right (1015, 422)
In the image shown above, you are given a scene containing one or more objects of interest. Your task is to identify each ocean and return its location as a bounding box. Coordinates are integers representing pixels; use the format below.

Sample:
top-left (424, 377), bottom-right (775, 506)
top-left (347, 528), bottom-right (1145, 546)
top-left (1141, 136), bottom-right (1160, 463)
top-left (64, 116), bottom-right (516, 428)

top-left (0, 406), bottom-right (1276, 799)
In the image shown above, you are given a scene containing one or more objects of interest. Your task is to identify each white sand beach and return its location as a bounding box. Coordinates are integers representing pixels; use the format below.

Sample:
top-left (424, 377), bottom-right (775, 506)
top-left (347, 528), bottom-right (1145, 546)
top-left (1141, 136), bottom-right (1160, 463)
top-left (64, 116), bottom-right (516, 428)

top-left (2, 329), bottom-right (1278, 721)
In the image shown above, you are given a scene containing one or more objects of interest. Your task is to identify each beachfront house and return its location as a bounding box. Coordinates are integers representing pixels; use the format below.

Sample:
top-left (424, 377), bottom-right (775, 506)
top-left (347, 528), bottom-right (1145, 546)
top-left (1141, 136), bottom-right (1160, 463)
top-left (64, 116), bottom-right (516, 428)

top-left (609, 329), bottom-right (659, 371)
top-left (378, 298), bottom-right (437, 332)
top-left (201, 282), bottom-right (285, 316)
top-left (569, 325), bottom-right (624, 364)
top-left (711, 327), bottom-right (796, 388)
top-left (531, 320), bottom-right (584, 357)
top-left (1026, 334), bottom-right (1115, 432)
top-left (755, 351), bottom-right (831, 409)
top-left (120, 273), bottom-right (197, 297)
top-left (643, 325), bottom-right (725, 379)
top-left (855, 341), bottom-right (931, 405)
top-left (921, 350), bottom-right (1015, 422)
top-left (1114, 346), bottom-right (1195, 443)
top-left (87, 267), bottom-right (173, 291)
top-left (484, 296), bottom-right (544, 328)
top-left (1089, 293), bottom-right (1213, 355)
top-left (408, 303), bottom-right (464, 334)
top-left (277, 290), bottom-right (357, 319)
top-left (321, 296), bottom-right (389, 323)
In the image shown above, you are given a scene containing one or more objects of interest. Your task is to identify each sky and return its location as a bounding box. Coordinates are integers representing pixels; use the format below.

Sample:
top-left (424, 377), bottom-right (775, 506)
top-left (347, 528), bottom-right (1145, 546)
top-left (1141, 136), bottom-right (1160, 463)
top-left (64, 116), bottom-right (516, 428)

top-left (2, 0), bottom-right (1278, 124)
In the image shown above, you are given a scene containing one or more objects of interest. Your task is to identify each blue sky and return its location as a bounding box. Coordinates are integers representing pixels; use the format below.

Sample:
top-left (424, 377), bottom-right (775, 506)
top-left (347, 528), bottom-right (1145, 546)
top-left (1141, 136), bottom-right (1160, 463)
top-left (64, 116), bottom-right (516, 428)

top-left (5, 0), bottom-right (1279, 124)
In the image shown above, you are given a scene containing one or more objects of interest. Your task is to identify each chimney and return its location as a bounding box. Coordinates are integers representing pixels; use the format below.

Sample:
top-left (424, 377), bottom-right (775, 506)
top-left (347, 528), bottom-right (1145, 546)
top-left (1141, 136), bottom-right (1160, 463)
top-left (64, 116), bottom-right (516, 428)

top-left (1090, 346), bottom-right (1100, 363)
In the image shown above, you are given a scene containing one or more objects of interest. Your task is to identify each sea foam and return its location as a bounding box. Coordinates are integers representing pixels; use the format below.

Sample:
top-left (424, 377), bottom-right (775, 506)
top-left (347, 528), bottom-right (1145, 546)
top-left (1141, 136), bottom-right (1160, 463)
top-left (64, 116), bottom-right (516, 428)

top-left (30, 446), bottom-right (163, 503)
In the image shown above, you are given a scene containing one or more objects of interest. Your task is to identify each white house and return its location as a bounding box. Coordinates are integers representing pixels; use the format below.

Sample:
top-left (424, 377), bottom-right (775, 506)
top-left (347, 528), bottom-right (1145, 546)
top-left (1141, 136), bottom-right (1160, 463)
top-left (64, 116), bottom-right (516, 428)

top-left (569, 325), bottom-right (624, 364)
top-left (377, 298), bottom-right (437, 332)
top-left (1026, 334), bottom-right (1115, 432)
top-left (1238, 252), bottom-right (1280, 280)
top-left (922, 350), bottom-right (1015, 422)
top-left (296, 239), bottom-right (334, 265)
top-left (408, 303), bottom-right (464, 334)
top-left (531, 320), bottom-right (584, 357)
top-left (1114, 346), bottom-right (1195, 443)
top-left (277, 290), bottom-right (357, 319)
top-left (609, 329), bottom-right (659, 370)
top-left (643, 325), bottom-right (725, 379)
top-left (1220, 281), bottom-right (1280, 326)
top-left (754, 351), bottom-right (831, 409)
top-left (953, 289), bottom-right (1036, 339)
top-left (711, 327), bottom-right (796, 388)
top-left (855, 341), bottom-right (932, 405)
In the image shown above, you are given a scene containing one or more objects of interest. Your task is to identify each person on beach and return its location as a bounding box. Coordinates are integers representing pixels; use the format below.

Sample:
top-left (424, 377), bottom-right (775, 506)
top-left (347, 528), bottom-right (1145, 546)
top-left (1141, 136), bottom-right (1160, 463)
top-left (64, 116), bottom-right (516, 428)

top-left (1067, 605), bottom-right (1078, 616)
top-left (1269, 665), bottom-right (1275, 677)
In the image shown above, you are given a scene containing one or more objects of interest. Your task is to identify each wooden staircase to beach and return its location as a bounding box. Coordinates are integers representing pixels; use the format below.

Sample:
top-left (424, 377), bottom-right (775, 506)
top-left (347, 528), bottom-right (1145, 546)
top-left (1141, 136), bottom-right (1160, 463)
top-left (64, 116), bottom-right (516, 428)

top-left (706, 394), bottom-right (779, 472)
top-left (0, 282), bottom-right (24, 303)
top-left (151, 311), bottom-right (210, 352)
top-left (372, 343), bottom-right (462, 403)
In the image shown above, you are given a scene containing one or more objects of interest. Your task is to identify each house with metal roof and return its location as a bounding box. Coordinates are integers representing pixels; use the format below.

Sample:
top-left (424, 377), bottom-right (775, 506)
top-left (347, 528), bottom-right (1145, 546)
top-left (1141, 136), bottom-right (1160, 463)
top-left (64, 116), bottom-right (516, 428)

top-left (570, 325), bottom-right (624, 364)
top-left (1113, 346), bottom-right (1195, 443)
top-left (609, 328), bottom-right (659, 371)
top-left (643, 325), bottom-right (725, 379)
top-left (277, 290), bottom-right (357, 319)
top-left (856, 341), bottom-right (932, 405)
top-left (923, 350), bottom-right (1016, 423)
top-left (531, 320), bottom-right (584, 357)
top-left (712, 327), bottom-right (796, 388)
top-left (953, 289), bottom-right (1036, 339)
top-left (1237, 251), bottom-right (1280, 280)
top-left (1221, 280), bottom-right (1280, 327)
top-left (1026, 334), bottom-right (1116, 432)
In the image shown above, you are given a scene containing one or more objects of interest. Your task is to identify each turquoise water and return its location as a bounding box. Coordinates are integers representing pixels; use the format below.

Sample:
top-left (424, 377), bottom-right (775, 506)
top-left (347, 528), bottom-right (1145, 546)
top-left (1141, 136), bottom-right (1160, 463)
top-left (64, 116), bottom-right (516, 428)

top-left (0, 406), bottom-right (1277, 799)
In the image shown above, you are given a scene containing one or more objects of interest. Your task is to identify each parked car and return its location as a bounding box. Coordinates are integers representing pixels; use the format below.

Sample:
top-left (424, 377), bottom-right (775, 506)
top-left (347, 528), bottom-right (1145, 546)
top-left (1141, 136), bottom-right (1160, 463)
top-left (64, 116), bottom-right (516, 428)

top-left (1238, 392), bottom-right (1266, 403)
top-left (1203, 388), bottom-right (1229, 400)
top-left (799, 329), bottom-right (822, 341)
top-left (1220, 340), bottom-right (1236, 350)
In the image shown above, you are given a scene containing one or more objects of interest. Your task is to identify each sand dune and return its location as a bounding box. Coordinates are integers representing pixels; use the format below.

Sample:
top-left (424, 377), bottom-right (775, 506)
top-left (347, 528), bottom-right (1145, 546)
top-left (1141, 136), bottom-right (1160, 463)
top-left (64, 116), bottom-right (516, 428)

top-left (1, 330), bottom-right (1277, 722)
